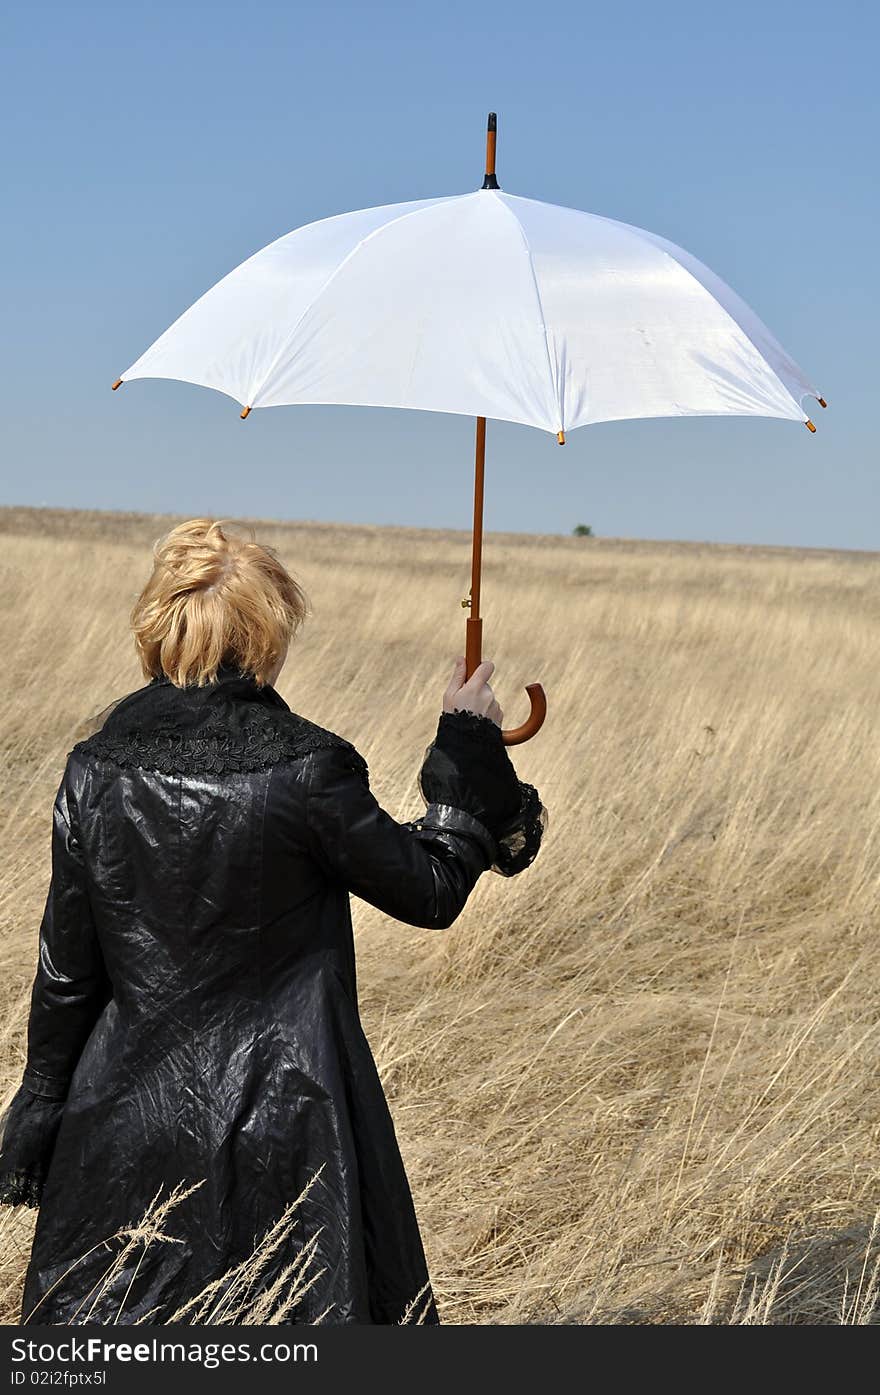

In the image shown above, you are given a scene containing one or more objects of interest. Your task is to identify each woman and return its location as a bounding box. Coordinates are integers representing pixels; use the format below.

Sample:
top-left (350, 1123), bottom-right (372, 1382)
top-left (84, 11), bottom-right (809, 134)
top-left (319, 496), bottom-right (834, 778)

top-left (0, 518), bottom-right (546, 1326)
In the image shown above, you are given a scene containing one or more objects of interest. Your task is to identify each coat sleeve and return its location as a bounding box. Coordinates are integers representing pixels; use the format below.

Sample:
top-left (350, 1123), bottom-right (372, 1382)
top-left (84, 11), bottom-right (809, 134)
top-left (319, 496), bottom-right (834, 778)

top-left (0, 759), bottom-right (112, 1207)
top-left (303, 743), bottom-right (499, 930)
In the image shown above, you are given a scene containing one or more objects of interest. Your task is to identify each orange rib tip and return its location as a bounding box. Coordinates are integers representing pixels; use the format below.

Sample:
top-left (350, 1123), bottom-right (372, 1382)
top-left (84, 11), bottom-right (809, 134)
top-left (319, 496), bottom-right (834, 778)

top-left (818, 397), bottom-right (827, 408)
top-left (111, 378), bottom-right (123, 391)
top-left (556, 430), bottom-right (566, 445)
top-left (240, 405), bottom-right (252, 419)
top-left (805, 419), bottom-right (817, 432)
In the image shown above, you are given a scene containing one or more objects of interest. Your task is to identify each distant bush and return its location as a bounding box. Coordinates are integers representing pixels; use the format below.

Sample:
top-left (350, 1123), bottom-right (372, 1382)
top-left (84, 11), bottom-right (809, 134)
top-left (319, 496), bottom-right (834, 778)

top-left (572, 523), bottom-right (594, 537)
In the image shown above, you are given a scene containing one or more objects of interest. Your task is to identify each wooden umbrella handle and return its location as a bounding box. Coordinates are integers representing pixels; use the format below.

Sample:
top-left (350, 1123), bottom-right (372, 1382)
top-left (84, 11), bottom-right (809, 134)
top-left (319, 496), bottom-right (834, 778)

top-left (500, 682), bottom-right (547, 746)
top-left (464, 616), bottom-right (547, 747)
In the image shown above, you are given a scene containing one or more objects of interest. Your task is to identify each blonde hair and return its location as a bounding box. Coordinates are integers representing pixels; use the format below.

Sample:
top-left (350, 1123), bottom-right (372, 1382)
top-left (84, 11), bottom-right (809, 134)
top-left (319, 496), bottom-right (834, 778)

top-left (131, 519), bottom-right (310, 688)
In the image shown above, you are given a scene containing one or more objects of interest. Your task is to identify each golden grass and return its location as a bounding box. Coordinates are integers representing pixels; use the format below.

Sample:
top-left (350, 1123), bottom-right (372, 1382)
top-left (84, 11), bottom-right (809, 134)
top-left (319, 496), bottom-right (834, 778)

top-left (1, 504), bottom-right (879, 1325)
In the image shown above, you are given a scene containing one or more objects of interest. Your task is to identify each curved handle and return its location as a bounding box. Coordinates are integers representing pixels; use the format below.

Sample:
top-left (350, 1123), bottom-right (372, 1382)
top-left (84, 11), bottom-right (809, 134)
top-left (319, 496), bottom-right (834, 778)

top-left (501, 682), bottom-right (547, 746)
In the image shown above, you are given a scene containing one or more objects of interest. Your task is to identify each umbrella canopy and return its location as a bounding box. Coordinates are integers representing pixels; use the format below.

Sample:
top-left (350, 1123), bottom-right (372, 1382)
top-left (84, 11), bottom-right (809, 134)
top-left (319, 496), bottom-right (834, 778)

top-left (118, 189), bottom-right (823, 437)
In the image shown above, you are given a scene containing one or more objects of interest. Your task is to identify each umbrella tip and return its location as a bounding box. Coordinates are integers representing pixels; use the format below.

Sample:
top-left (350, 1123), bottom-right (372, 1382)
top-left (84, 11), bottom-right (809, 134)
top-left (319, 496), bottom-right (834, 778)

top-left (111, 378), bottom-right (123, 391)
top-left (240, 405), bottom-right (251, 420)
top-left (482, 111), bottom-right (500, 190)
top-left (805, 419), bottom-right (817, 432)
top-left (557, 430), bottom-right (566, 445)
top-left (817, 397), bottom-right (827, 408)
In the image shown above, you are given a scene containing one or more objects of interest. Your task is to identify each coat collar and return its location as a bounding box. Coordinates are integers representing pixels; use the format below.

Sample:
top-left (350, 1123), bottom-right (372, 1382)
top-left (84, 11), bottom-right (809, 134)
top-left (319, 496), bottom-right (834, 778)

top-left (149, 662), bottom-right (287, 706)
top-left (91, 662), bottom-right (292, 738)
top-left (150, 660), bottom-right (254, 686)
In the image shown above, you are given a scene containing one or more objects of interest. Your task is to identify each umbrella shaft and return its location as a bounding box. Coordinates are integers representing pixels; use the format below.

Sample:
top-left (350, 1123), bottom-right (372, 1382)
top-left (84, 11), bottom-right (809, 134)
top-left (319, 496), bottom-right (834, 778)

top-left (465, 416), bottom-right (486, 681)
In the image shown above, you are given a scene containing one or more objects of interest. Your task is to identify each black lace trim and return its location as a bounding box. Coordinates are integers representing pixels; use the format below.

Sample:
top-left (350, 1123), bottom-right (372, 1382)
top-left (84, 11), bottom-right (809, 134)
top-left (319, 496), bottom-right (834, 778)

top-left (65, 668), bottom-right (371, 780)
top-left (490, 780), bottom-right (548, 877)
top-left (70, 714), bottom-right (369, 780)
top-left (439, 707), bottom-right (506, 741)
top-left (0, 1168), bottom-right (44, 1209)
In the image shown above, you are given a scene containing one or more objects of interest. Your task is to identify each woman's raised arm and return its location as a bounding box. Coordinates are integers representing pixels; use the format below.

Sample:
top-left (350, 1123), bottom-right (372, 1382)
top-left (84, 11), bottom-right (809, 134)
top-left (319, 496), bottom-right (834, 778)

top-left (301, 700), bottom-right (546, 928)
top-left (302, 743), bottom-right (497, 930)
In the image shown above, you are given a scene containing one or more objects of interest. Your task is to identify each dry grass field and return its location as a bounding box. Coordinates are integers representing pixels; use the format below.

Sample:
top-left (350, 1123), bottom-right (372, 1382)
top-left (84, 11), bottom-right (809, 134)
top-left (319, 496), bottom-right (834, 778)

top-left (1, 503), bottom-right (879, 1325)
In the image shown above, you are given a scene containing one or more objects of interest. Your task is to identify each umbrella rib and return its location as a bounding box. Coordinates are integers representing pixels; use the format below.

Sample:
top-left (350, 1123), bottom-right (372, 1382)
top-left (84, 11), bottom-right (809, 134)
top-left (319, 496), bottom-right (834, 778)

top-left (490, 192), bottom-right (564, 433)
top-left (247, 193), bottom-right (472, 412)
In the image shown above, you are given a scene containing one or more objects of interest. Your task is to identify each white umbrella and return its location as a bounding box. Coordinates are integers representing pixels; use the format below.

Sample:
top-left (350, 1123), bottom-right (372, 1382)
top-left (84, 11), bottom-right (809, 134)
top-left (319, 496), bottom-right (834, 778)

top-left (113, 114), bottom-right (825, 744)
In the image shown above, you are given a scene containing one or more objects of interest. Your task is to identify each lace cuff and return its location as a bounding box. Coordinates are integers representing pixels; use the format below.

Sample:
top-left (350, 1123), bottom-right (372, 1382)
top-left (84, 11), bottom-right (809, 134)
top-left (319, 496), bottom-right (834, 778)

top-left (489, 780), bottom-right (548, 877)
top-left (0, 1083), bottom-right (66, 1208)
top-left (418, 709), bottom-right (523, 831)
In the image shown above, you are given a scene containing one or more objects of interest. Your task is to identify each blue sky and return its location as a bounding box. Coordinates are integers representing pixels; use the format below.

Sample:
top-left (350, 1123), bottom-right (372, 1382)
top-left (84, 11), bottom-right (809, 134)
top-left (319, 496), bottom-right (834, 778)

top-left (1, 0), bottom-right (876, 548)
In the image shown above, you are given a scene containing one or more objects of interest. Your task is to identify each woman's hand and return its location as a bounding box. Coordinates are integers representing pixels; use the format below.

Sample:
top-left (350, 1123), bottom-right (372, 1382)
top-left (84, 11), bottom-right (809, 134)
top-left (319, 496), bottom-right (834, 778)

top-left (443, 657), bottom-right (503, 727)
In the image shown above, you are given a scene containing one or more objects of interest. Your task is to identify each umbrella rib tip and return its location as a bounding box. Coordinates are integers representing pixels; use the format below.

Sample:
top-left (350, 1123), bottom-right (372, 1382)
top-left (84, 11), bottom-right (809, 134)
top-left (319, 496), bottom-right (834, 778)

top-left (240, 405), bottom-right (252, 420)
top-left (805, 419), bottom-right (817, 432)
top-left (556, 430), bottom-right (566, 445)
top-left (111, 378), bottom-right (123, 391)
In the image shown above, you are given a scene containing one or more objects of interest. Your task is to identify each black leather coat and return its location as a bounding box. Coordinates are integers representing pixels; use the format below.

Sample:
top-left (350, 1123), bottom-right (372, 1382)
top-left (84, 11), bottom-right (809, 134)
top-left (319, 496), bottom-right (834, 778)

top-left (0, 665), bottom-right (545, 1325)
